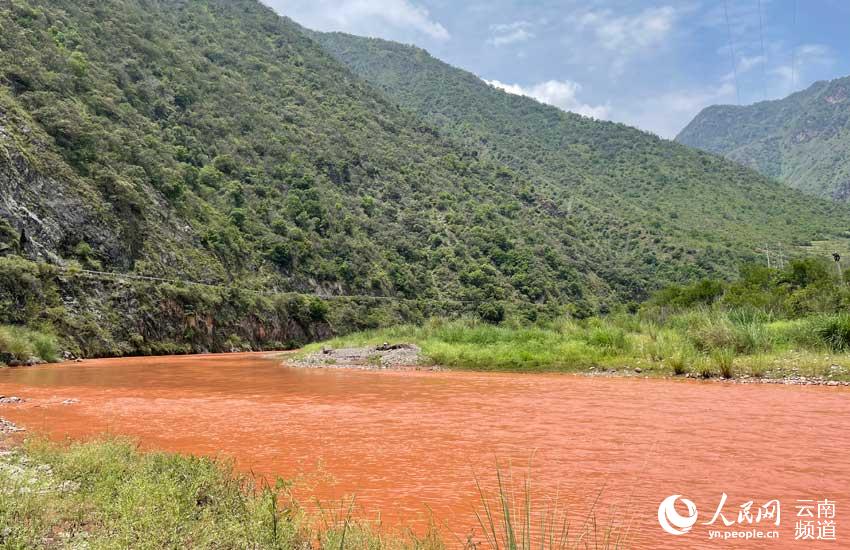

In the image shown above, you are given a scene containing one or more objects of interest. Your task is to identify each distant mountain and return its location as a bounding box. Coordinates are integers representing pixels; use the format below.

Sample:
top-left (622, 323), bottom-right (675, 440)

top-left (677, 76), bottom-right (850, 200)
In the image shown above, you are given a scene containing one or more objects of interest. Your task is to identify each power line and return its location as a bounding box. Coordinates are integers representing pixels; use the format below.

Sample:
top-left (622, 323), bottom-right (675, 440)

top-left (723, 0), bottom-right (741, 104)
top-left (757, 0), bottom-right (768, 100)
top-left (791, 0), bottom-right (798, 88)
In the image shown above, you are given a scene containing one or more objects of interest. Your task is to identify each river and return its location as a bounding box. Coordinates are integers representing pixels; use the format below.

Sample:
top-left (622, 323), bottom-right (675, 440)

top-left (1, 352), bottom-right (847, 548)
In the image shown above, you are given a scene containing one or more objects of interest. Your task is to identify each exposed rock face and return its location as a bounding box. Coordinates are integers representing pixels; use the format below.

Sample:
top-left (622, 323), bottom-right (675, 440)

top-left (0, 115), bottom-right (123, 265)
top-left (831, 180), bottom-right (850, 202)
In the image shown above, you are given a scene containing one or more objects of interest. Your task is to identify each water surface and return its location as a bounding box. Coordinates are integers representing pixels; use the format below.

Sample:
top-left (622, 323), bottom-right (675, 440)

top-left (1, 353), bottom-right (847, 548)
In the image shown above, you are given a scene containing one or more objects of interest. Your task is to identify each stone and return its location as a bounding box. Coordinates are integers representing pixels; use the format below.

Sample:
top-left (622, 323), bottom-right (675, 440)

top-left (0, 396), bottom-right (24, 404)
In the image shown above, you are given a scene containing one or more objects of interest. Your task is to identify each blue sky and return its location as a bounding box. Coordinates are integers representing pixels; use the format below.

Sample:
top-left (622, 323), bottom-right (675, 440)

top-left (264, 0), bottom-right (850, 138)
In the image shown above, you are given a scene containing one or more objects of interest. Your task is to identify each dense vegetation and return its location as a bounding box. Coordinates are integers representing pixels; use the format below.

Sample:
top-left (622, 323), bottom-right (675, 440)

top-left (0, 0), bottom-right (709, 319)
top-left (312, 31), bottom-right (849, 285)
top-left (677, 75), bottom-right (850, 200)
top-left (0, 324), bottom-right (59, 365)
top-left (0, 0), bottom-right (846, 324)
top-left (0, 255), bottom-right (442, 358)
top-left (306, 257), bottom-right (850, 381)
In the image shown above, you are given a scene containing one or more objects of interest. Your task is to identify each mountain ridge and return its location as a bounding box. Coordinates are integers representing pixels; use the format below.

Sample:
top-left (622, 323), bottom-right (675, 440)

top-left (676, 75), bottom-right (850, 199)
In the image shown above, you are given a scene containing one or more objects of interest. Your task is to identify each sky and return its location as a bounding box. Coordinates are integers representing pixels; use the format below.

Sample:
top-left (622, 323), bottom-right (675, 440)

top-left (263, 0), bottom-right (850, 139)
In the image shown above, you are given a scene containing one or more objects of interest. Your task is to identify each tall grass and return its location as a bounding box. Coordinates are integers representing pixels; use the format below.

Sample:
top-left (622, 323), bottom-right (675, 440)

top-left (711, 349), bottom-right (735, 379)
top-left (473, 467), bottom-right (624, 550)
top-left (0, 325), bottom-right (60, 363)
top-left (667, 351), bottom-right (692, 376)
top-left (301, 311), bottom-right (850, 381)
top-left (812, 314), bottom-right (850, 352)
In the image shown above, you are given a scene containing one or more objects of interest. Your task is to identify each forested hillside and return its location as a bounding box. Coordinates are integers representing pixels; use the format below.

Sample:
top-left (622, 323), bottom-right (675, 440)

top-left (677, 75), bottom-right (850, 200)
top-left (310, 32), bottom-right (848, 283)
top-left (0, 0), bottom-right (622, 324)
top-left (0, 0), bottom-right (847, 355)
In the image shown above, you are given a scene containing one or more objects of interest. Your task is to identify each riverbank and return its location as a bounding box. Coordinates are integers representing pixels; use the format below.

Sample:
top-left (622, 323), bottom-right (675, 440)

top-left (295, 315), bottom-right (850, 385)
top-left (0, 427), bottom-right (443, 549)
top-left (0, 420), bottom-right (624, 549)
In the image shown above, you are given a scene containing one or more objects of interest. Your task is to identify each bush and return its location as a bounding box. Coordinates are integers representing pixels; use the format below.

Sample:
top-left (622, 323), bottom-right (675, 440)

top-left (0, 325), bottom-right (34, 360)
top-left (584, 325), bottom-right (630, 353)
top-left (711, 348), bottom-right (735, 379)
top-left (686, 312), bottom-right (773, 354)
top-left (689, 316), bottom-right (738, 352)
top-left (31, 332), bottom-right (59, 362)
top-left (813, 314), bottom-right (850, 352)
top-left (668, 351), bottom-right (691, 375)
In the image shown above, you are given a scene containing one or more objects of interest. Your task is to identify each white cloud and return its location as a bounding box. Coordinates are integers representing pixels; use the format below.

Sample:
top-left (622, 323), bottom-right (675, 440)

top-left (770, 43), bottom-right (834, 90)
top-left (737, 55), bottom-right (766, 74)
top-left (485, 79), bottom-right (611, 120)
top-left (487, 21), bottom-right (535, 46)
top-left (264, 0), bottom-right (449, 41)
top-left (621, 82), bottom-right (736, 139)
top-left (570, 6), bottom-right (677, 52)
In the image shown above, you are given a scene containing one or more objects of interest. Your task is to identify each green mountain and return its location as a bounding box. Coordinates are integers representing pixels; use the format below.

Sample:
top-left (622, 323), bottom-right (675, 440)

top-left (0, 0), bottom-right (847, 355)
top-left (310, 32), bottom-right (847, 271)
top-left (676, 75), bottom-right (850, 200)
top-left (1, 0), bottom-right (614, 321)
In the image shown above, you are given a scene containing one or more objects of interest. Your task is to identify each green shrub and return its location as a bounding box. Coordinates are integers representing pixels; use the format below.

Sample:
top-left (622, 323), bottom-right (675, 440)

top-left (0, 326), bottom-right (34, 360)
top-left (732, 322), bottom-right (774, 354)
top-left (686, 312), bottom-right (772, 354)
top-left (31, 332), bottom-right (59, 362)
top-left (813, 314), bottom-right (850, 352)
top-left (0, 325), bottom-right (56, 361)
top-left (711, 349), bottom-right (735, 379)
top-left (690, 317), bottom-right (738, 352)
top-left (696, 357), bottom-right (715, 379)
top-left (668, 351), bottom-right (691, 375)
top-left (584, 325), bottom-right (630, 353)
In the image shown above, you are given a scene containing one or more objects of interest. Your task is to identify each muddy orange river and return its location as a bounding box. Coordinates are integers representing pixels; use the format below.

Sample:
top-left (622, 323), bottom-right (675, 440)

top-left (1, 352), bottom-right (848, 548)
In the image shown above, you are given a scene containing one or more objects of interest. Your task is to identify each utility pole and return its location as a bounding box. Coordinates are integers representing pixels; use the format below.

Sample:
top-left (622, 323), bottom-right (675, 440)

top-left (833, 253), bottom-right (844, 284)
top-left (775, 243), bottom-right (785, 269)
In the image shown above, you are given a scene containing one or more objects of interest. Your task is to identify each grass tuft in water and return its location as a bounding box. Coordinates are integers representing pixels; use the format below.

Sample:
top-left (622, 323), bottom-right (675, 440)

top-left (472, 466), bottom-right (624, 550)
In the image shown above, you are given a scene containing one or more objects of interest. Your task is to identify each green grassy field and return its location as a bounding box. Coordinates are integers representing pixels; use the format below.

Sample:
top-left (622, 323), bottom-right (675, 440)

top-left (303, 313), bottom-right (850, 381)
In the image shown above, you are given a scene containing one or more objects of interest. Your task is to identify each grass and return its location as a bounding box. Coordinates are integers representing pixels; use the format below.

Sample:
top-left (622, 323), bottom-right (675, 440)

top-left (0, 437), bottom-right (441, 549)
top-left (473, 467), bottom-right (624, 550)
top-left (0, 325), bottom-right (60, 363)
top-left (301, 311), bottom-right (850, 382)
top-left (0, 438), bottom-right (625, 550)
top-left (711, 349), bottom-right (735, 379)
